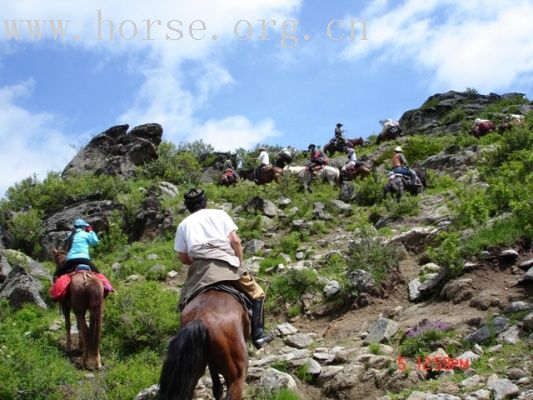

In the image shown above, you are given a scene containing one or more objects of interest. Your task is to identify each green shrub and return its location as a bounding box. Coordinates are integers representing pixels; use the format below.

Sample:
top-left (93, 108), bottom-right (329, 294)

top-left (354, 172), bottom-right (386, 206)
top-left (427, 232), bottom-right (463, 277)
top-left (347, 231), bottom-right (402, 286)
top-left (103, 282), bottom-right (179, 354)
top-left (440, 108), bottom-right (466, 125)
top-left (266, 268), bottom-right (321, 315)
top-left (6, 208), bottom-right (44, 257)
top-left (453, 188), bottom-right (492, 228)
top-left (92, 211), bottom-right (128, 257)
top-left (369, 342), bottom-right (381, 355)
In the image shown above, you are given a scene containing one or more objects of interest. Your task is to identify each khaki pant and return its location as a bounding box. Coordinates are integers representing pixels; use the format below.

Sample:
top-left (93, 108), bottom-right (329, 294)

top-left (230, 272), bottom-right (265, 300)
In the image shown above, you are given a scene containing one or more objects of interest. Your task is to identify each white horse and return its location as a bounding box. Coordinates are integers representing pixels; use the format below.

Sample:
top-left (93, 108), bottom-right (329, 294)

top-left (283, 165), bottom-right (306, 177)
top-left (301, 165), bottom-right (340, 192)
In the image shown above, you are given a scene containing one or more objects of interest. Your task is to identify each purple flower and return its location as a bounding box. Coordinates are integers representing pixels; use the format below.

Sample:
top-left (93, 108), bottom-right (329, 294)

top-left (406, 320), bottom-right (453, 337)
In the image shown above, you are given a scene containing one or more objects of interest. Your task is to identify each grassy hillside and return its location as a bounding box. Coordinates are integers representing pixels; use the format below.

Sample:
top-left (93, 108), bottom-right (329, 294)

top-left (0, 99), bottom-right (531, 399)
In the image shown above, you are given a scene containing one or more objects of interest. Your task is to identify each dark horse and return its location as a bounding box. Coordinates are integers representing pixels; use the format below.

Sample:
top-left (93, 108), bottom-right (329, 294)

top-left (323, 137), bottom-right (365, 157)
top-left (383, 169), bottom-right (426, 202)
top-left (52, 249), bottom-right (104, 370)
top-left (340, 163), bottom-right (371, 182)
top-left (218, 170), bottom-right (239, 186)
top-left (274, 152), bottom-right (293, 168)
top-left (471, 120), bottom-right (496, 138)
top-left (159, 290), bottom-right (250, 400)
top-left (239, 166), bottom-right (283, 184)
top-left (376, 125), bottom-right (403, 144)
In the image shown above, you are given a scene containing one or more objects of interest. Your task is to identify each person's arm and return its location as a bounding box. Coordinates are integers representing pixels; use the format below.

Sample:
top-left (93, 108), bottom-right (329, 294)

top-left (400, 154), bottom-right (408, 167)
top-left (228, 230), bottom-right (243, 262)
top-left (178, 252), bottom-right (193, 265)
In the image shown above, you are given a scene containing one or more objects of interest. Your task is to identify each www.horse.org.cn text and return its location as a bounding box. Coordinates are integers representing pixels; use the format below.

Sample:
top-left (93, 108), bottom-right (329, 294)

top-left (2, 10), bottom-right (368, 48)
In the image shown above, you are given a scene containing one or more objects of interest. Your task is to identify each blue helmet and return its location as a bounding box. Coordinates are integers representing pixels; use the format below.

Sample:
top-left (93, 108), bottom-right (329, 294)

top-left (74, 218), bottom-right (89, 228)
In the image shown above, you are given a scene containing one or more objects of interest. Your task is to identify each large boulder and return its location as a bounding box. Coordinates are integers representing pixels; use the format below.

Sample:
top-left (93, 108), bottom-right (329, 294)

top-left (399, 91), bottom-right (528, 136)
top-left (61, 123), bottom-right (162, 178)
top-left (41, 200), bottom-right (123, 259)
top-left (0, 265), bottom-right (48, 309)
top-left (128, 194), bottom-right (175, 242)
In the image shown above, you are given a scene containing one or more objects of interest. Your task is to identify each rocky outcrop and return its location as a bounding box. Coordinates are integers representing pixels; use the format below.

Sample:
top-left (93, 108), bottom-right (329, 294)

top-left (61, 123), bottom-right (162, 178)
top-left (41, 200), bottom-right (123, 258)
top-left (0, 265), bottom-right (48, 309)
top-left (399, 91), bottom-right (529, 136)
top-left (128, 194), bottom-right (175, 242)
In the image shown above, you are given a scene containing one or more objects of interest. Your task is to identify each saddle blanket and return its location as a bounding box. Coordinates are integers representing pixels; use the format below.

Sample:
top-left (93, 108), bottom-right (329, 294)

top-left (49, 272), bottom-right (114, 301)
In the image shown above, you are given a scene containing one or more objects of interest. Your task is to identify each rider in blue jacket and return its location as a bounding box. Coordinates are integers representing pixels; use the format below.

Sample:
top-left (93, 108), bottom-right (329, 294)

top-left (53, 218), bottom-right (100, 279)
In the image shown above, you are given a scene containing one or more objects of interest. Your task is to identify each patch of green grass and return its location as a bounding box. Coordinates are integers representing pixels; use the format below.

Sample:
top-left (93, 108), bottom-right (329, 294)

top-left (462, 216), bottom-right (526, 258)
top-left (368, 342), bottom-right (381, 355)
top-left (266, 268), bottom-right (321, 315)
top-left (246, 388), bottom-right (302, 400)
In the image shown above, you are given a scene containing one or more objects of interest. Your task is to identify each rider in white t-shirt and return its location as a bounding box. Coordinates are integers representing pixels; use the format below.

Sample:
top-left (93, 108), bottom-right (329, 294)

top-left (255, 147), bottom-right (271, 183)
top-left (174, 188), bottom-right (275, 349)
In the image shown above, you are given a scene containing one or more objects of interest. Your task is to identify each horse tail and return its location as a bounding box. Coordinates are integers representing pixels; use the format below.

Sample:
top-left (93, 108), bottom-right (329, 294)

top-left (87, 277), bottom-right (103, 359)
top-left (159, 320), bottom-right (208, 400)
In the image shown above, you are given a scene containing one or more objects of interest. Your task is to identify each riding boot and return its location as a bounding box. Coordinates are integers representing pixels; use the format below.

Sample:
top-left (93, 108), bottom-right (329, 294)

top-left (251, 299), bottom-right (275, 349)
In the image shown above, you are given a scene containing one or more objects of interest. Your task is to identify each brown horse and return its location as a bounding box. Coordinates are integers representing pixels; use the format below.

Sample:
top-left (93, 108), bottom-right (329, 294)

top-left (52, 249), bottom-right (104, 370)
top-left (323, 137), bottom-right (364, 156)
top-left (218, 169), bottom-right (239, 186)
top-left (239, 166), bottom-right (282, 184)
top-left (340, 164), bottom-right (371, 182)
top-left (159, 290), bottom-right (250, 400)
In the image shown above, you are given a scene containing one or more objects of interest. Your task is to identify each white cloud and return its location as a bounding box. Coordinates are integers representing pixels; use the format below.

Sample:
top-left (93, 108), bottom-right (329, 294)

top-left (343, 0), bottom-right (533, 92)
top-left (188, 116), bottom-right (281, 151)
top-left (0, 1), bottom-right (302, 194)
top-left (0, 80), bottom-right (75, 196)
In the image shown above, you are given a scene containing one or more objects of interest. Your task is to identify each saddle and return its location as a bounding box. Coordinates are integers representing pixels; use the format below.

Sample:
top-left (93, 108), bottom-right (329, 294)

top-left (49, 269), bottom-right (114, 301)
top-left (179, 282), bottom-right (253, 317)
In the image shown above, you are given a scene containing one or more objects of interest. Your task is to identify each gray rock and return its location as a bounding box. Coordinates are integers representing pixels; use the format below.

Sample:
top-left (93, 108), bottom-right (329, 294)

top-left (41, 200), bottom-right (123, 259)
top-left (499, 249), bottom-right (519, 263)
top-left (111, 262), bottom-right (121, 273)
top-left (62, 123), bottom-right (162, 179)
top-left (277, 197), bottom-right (292, 207)
top-left (507, 368), bottom-right (527, 381)
top-left (441, 278), bottom-right (474, 304)
top-left (461, 374), bottom-right (483, 389)
top-left (291, 220), bottom-right (309, 230)
top-left (259, 368), bottom-right (297, 391)
top-left (519, 267), bottom-right (533, 283)
top-left (497, 325), bottom-right (522, 344)
top-left (409, 278), bottom-right (422, 301)
top-left (146, 254), bottom-right (159, 260)
top-left (243, 256), bottom-right (264, 274)
top-left (487, 375), bottom-right (520, 400)
top-left (387, 227), bottom-right (439, 252)
top-left (157, 181), bottom-right (179, 198)
top-left (329, 199), bottom-right (352, 214)
top-left (323, 362), bottom-right (364, 394)
top-left (244, 239), bottom-right (265, 255)
top-left (363, 318), bottom-right (398, 344)
top-left (503, 301), bottom-right (533, 313)
top-left (276, 322), bottom-right (298, 336)
top-left (0, 255), bottom-right (12, 284)
top-left (457, 350), bottom-right (480, 364)
top-left (289, 357), bottom-right (322, 376)
top-left (464, 389), bottom-right (491, 400)
top-left (284, 333), bottom-right (314, 349)
top-left (0, 266), bottom-right (47, 309)
top-left (340, 181), bottom-right (355, 202)
top-left (470, 290), bottom-right (501, 310)
top-left (347, 269), bottom-right (376, 294)
top-left (134, 384), bottom-right (159, 400)
top-left (323, 280), bottom-right (341, 298)
top-left (313, 202), bottom-right (332, 221)
top-left (464, 316), bottom-right (509, 343)
top-left (166, 270), bottom-right (178, 279)
top-left (0, 250), bottom-right (52, 283)
top-left (247, 197), bottom-right (278, 218)
top-left (518, 258), bottom-right (533, 270)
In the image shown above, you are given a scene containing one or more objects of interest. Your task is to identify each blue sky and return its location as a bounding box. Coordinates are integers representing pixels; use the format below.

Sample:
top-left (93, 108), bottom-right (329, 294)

top-left (1, 0), bottom-right (533, 196)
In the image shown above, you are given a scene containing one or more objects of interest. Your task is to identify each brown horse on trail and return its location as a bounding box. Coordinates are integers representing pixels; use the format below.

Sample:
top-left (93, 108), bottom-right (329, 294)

top-left (239, 166), bottom-right (282, 184)
top-left (340, 164), bottom-right (371, 182)
top-left (159, 290), bottom-right (250, 400)
top-left (52, 249), bottom-right (104, 370)
top-left (218, 169), bottom-right (239, 186)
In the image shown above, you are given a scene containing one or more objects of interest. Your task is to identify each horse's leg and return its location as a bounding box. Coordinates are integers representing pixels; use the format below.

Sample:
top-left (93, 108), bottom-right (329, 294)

top-left (208, 363), bottom-right (224, 400)
top-left (75, 310), bottom-right (89, 367)
top-left (63, 303), bottom-right (72, 351)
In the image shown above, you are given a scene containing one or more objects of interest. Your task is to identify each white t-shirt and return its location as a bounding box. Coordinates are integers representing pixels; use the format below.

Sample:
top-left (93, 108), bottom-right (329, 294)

top-left (258, 151), bottom-right (270, 165)
top-left (174, 209), bottom-right (238, 253)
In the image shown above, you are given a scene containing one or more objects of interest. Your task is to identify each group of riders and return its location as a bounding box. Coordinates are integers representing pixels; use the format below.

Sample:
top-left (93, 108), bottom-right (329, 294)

top-left (50, 120), bottom-right (421, 356)
top-left (218, 121), bottom-right (417, 186)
